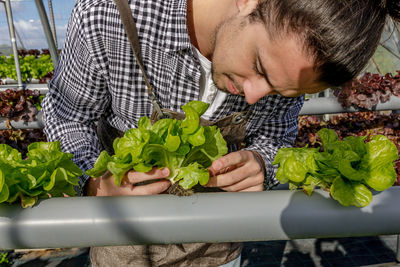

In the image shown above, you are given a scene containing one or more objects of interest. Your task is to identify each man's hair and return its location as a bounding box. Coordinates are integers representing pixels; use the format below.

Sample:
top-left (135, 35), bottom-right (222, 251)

top-left (249, 0), bottom-right (400, 86)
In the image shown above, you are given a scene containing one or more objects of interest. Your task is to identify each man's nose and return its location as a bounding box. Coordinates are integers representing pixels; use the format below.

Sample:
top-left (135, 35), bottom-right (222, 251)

top-left (242, 78), bottom-right (273, 104)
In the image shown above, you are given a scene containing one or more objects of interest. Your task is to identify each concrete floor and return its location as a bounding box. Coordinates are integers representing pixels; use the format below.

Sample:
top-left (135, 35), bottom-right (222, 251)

top-left (241, 235), bottom-right (400, 267)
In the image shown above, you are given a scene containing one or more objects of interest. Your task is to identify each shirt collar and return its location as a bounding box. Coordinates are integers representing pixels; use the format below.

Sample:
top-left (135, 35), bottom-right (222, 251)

top-left (162, 0), bottom-right (192, 53)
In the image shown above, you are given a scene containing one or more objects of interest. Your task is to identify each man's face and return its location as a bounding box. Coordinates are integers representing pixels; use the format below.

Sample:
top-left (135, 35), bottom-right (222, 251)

top-left (210, 14), bottom-right (327, 104)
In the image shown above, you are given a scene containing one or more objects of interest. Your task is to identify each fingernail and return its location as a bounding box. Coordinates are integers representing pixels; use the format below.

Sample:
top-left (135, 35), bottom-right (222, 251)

top-left (162, 168), bottom-right (170, 176)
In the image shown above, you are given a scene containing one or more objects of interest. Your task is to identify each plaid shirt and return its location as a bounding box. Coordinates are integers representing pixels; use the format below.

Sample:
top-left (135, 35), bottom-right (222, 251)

top-left (42, 0), bottom-right (304, 194)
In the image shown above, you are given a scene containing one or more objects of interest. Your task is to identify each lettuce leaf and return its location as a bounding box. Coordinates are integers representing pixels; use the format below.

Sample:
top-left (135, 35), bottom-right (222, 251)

top-left (364, 164), bottom-right (396, 191)
top-left (272, 147), bottom-right (319, 184)
top-left (86, 101), bottom-right (228, 190)
top-left (0, 141), bottom-right (82, 208)
top-left (272, 128), bottom-right (398, 207)
top-left (330, 176), bottom-right (372, 207)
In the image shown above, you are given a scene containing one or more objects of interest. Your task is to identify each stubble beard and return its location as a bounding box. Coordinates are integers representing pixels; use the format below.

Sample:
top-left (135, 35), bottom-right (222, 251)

top-left (209, 16), bottom-right (244, 95)
top-left (209, 20), bottom-right (228, 94)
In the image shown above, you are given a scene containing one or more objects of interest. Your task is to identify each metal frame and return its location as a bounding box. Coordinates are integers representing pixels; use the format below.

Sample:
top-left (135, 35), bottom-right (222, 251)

top-left (0, 0), bottom-right (59, 87)
top-left (2, 0), bottom-right (23, 89)
top-left (34, 0), bottom-right (58, 66)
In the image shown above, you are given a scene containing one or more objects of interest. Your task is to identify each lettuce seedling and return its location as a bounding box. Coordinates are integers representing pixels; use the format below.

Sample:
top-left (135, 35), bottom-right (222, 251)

top-left (86, 101), bottom-right (228, 190)
top-left (0, 141), bottom-right (82, 208)
top-left (273, 128), bottom-right (398, 207)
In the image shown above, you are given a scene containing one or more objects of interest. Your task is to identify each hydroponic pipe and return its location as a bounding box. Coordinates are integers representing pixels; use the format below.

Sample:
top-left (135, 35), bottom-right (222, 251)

top-left (0, 84), bottom-right (48, 94)
top-left (0, 111), bottom-right (44, 130)
top-left (4, 0), bottom-right (23, 89)
top-left (2, 97), bottom-right (400, 130)
top-left (34, 0), bottom-right (59, 66)
top-left (299, 96), bottom-right (400, 115)
top-left (0, 187), bottom-right (399, 250)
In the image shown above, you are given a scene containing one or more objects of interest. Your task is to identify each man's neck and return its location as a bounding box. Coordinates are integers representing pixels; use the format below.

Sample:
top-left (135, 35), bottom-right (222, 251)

top-left (187, 0), bottom-right (236, 60)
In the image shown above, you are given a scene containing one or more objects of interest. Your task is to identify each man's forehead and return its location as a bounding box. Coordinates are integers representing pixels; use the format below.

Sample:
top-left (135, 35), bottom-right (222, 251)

top-left (257, 31), bottom-right (320, 91)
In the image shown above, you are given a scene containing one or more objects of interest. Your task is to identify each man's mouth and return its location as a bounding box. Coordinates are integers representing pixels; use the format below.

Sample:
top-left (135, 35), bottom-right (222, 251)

top-left (226, 78), bottom-right (240, 95)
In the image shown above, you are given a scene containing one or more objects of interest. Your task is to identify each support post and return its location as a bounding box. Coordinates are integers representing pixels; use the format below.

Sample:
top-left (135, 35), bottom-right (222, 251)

top-left (34, 0), bottom-right (59, 67)
top-left (390, 20), bottom-right (400, 54)
top-left (4, 0), bottom-right (23, 89)
top-left (47, 0), bottom-right (57, 49)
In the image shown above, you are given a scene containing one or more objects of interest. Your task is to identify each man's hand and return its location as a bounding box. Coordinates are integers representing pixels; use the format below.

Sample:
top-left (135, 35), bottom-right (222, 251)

top-left (207, 151), bottom-right (264, 192)
top-left (86, 167), bottom-right (171, 196)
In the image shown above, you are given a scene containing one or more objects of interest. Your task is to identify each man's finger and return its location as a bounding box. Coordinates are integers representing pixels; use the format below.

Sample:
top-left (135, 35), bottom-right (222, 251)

top-left (209, 151), bottom-right (252, 174)
top-left (207, 169), bottom-right (241, 187)
top-left (117, 180), bottom-right (171, 196)
top-left (221, 173), bottom-right (264, 192)
top-left (207, 159), bottom-right (261, 187)
top-left (125, 167), bottom-right (170, 185)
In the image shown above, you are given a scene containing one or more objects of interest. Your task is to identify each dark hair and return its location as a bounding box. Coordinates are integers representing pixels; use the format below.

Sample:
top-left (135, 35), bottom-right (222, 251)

top-left (249, 0), bottom-right (400, 86)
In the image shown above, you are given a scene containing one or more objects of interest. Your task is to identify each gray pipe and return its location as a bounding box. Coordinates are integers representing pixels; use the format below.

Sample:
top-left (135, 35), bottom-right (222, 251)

top-left (4, 0), bottom-right (23, 89)
top-left (0, 111), bottom-right (44, 130)
top-left (2, 96), bottom-right (399, 130)
top-left (34, 0), bottom-right (59, 67)
top-left (0, 187), bottom-right (399, 250)
top-left (0, 84), bottom-right (48, 94)
top-left (300, 96), bottom-right (400, 115)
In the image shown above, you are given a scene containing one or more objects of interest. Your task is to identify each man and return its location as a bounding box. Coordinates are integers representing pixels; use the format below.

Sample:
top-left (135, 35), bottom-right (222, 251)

top-left (42, 0), bottom-right (398, 265)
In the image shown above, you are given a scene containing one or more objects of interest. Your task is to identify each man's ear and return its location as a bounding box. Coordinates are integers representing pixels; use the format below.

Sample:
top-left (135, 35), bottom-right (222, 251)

top-left (236, 0), bottom-right (258, 15)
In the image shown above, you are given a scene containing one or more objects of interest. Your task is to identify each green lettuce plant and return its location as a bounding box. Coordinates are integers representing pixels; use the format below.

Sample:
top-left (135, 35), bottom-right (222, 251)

top-left (273, 128), bottom-right (399, 207)
top-left (0, 54), bottom-right (54, 83)
top-left (86, 101), bottom-right (228, 190)
top-left (0, 252), bottom-right (9, 265)
top-left (0, 141), bottom-right (82, 208)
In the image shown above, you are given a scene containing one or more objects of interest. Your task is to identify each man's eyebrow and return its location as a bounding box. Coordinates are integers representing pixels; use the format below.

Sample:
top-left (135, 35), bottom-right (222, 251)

top-left (256, 49), bottom-right (276, 89)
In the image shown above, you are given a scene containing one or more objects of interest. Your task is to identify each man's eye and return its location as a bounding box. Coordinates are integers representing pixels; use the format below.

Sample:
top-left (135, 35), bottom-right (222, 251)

top-left (253, 62), bottom-right (263, 77)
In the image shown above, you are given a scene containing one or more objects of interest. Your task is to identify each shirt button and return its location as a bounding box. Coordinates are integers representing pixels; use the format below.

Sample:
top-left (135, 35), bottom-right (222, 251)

top-left (186, 75), bottom-right (194, 82)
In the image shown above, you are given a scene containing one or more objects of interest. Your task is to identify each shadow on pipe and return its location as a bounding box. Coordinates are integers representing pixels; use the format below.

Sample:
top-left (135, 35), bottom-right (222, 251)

top-left (280, 189), bottom-right (400, 240)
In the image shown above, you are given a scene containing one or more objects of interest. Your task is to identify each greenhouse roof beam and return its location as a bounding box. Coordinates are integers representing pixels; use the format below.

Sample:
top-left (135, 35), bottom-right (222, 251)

top-left (381, 43), bottom-right (400, 61)
top-left (0, 187), bottom-right (399, 250)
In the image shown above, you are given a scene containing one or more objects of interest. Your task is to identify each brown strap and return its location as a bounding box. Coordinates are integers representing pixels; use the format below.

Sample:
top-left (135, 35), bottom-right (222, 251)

top-left (113, 0), bottom-right (167, 118)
